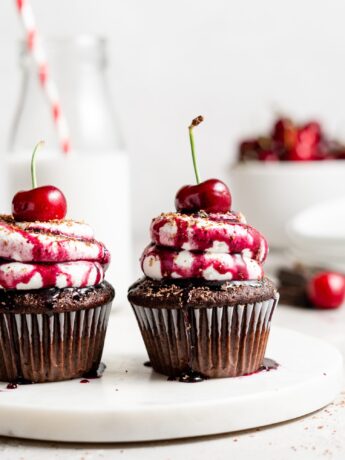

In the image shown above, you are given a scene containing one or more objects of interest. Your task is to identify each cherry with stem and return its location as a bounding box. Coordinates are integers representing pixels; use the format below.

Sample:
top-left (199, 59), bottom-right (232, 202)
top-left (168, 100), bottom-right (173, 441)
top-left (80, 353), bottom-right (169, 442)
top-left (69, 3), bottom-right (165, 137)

top-left (175, 116), bottom-right (232, 214)
top-left (12, 141), bottom-right (68, 222)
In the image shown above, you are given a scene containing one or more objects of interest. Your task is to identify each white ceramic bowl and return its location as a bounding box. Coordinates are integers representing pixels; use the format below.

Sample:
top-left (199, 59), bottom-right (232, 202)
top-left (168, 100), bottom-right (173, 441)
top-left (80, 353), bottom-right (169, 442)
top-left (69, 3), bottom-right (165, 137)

top-left (286, 196), bottom-right (345, 271)
top-left (228, 161), bottom-right (345, 248)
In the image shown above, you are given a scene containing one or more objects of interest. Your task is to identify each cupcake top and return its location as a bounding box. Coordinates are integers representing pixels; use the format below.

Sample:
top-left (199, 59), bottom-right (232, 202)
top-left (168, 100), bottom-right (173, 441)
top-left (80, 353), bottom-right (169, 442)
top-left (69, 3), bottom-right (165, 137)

top-left (0, 215), bottom-right (110, 290)
top-left (139, 116), bottom-right (270, 283)
top-left (141, 210), bottom-right (268, 282)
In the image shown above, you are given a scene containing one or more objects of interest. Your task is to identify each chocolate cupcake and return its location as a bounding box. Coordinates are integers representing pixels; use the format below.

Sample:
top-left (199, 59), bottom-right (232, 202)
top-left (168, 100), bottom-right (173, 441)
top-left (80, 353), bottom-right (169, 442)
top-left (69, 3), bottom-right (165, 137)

top-left (0, 141), bottom-right (114, 383)
top-left (0, 216), bottom-right (114, 383)
top-left (128, 116), bottom-right (279, 379)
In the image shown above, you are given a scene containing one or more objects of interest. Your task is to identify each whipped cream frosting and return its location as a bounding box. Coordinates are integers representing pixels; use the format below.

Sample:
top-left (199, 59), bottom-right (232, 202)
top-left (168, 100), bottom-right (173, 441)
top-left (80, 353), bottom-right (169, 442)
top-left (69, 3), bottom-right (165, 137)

top-left (141, 211), bottom-right (268, 281)
top-left (0, 216), bottom-right (109, 290)
top-left (151, 212), bottom-right (267, 261)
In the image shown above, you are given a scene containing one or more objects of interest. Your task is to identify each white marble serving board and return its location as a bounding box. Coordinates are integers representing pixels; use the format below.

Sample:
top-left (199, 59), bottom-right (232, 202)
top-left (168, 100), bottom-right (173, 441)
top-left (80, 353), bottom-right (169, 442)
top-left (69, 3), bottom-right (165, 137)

top-left (0, 311), bottom-right (342, 443)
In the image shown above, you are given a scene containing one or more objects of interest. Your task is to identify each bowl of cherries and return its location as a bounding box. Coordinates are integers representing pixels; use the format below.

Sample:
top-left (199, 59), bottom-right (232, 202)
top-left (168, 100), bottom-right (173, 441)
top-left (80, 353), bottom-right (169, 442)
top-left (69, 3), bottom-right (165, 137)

top-left (229, 117), bottom-right (345, 248)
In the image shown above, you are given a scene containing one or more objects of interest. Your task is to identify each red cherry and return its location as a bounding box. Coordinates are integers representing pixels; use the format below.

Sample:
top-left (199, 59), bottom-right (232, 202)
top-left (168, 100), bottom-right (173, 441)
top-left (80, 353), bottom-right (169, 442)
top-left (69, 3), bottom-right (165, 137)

top-left (334, 150), bottom-right (345, 160)
top-left (288, 122), bottom-right (321, 161)
top-left (11, 141), bottom-right (68, 222)
top-left (175, 179), bottom-right (231, 213)
top-left (304, 121), bottom-right (322, 143)
top-left (314, 140), bottom-right (331, 160)
top-left (325, 141), bottom-right (345, 160)
top-left (307, 272), bottom-right (345, 309)
top-left (272, 118), bottom-right (297, 150)
top-left (12, 185), bottom-right (67, 222)
top-left (239, 139), bottom-right (259, 161)
top-left (258, 150), bottom-right (280, 162)
top-left (179, 117), bottom-right (231, 213)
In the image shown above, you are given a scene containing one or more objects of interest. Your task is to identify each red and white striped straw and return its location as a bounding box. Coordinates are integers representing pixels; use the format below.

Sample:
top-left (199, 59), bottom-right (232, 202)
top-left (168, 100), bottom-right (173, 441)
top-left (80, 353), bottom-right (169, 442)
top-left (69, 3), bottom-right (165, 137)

top-left (15, 0), bottom-right (71, 154)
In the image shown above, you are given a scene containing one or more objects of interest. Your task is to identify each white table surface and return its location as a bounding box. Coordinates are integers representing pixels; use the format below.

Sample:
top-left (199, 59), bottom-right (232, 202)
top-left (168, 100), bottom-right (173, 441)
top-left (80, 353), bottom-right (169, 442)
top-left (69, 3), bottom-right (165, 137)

top-left (1, 252), bottom-right (345, 459)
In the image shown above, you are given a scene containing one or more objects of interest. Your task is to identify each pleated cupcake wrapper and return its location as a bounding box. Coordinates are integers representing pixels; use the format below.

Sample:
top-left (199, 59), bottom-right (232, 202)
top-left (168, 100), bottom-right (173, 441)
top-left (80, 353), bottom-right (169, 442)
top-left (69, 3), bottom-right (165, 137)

top-left (0, 303), bottom-right (112, 383)
top-left (132, 295), bottom-right (279, 378)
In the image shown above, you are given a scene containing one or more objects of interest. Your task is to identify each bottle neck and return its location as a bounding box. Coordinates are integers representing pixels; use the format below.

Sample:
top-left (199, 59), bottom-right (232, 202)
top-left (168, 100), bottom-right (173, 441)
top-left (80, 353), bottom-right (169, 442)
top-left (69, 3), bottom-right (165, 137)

top-left (9, 36), bottom-right (124, 154)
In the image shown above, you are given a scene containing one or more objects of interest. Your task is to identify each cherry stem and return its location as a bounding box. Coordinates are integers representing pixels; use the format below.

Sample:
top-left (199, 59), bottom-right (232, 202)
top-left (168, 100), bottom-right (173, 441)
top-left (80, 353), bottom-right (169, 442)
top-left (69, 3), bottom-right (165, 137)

top-left (31, 141), bottom-right (44, 189)
top-left (188, 116), bottom-right (204, 184)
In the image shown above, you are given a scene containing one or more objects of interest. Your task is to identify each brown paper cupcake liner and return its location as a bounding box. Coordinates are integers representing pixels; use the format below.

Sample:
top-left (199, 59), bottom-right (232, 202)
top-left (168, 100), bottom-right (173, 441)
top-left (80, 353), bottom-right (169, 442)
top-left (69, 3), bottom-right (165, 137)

top-left (131, 294), bottom-right (279, 378)
top-left (0, 303), bottom-right (112, 383)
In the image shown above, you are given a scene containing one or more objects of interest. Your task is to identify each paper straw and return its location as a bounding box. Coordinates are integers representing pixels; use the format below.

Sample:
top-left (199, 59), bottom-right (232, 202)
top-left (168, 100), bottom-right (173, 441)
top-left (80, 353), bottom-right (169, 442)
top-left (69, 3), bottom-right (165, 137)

top-left (15, 0), bottom-right (71, 154)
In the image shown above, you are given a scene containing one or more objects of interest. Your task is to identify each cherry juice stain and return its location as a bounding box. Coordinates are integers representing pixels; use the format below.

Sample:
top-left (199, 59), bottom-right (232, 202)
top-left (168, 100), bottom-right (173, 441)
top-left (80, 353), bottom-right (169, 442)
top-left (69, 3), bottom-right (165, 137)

top-left (179, 371), bottom-right (205, 383)
top-left (6, 383), bottom-right (17, 390)
top-left (167, 358), bottom-right (279, 383)
top-left (80, 379), bottom-right (90, 384)
top-left (4, 378), bottom-right (32, 390)
top-left (168, 370), bottom-right (206, 383)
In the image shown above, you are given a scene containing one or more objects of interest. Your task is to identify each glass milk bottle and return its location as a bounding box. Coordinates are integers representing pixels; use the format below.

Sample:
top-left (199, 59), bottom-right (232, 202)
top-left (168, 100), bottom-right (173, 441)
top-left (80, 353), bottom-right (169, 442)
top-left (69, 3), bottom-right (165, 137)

top-left (7, 36), bottom-right (131, 306)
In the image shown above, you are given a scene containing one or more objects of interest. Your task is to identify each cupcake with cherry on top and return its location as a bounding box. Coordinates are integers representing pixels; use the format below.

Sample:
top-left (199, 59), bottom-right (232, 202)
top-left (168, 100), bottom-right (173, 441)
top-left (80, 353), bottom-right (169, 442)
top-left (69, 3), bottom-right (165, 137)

top-left (128, 117), bottom-right (279, 380)
top-left (0, 142), bottom-right (114, 383)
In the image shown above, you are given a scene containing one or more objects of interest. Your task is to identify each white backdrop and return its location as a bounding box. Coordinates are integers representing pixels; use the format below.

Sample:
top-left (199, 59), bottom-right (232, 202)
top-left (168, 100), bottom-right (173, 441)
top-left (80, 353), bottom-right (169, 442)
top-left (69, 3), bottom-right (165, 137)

top-left (1, 0), bottom-right (345, 240)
